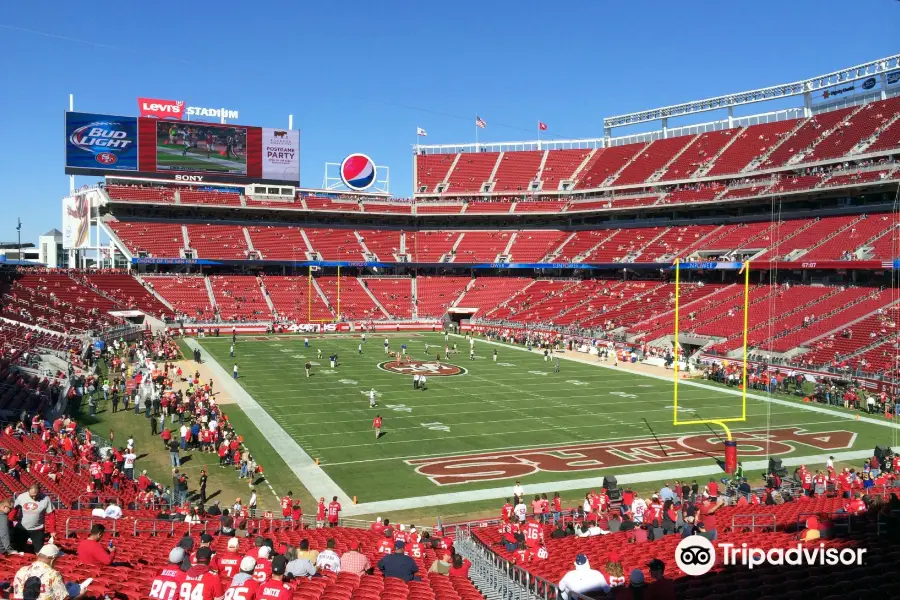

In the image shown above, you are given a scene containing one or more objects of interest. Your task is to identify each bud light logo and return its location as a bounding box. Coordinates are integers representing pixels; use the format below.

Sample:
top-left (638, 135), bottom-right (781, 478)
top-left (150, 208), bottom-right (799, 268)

top-left (340, 153), bottom-right (376, 191)
top-left (66, 112), bottom-right (138, 172)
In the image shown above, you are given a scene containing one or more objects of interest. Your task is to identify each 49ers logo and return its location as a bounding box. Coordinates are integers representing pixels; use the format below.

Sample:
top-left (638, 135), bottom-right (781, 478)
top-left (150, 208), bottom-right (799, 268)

top-left (378, 360), bottom-right (466, 376)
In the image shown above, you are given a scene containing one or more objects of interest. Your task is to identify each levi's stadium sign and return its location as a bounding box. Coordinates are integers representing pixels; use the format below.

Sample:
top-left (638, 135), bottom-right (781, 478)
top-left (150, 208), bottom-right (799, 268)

top-left (138, 97), bottom-right (239, 120)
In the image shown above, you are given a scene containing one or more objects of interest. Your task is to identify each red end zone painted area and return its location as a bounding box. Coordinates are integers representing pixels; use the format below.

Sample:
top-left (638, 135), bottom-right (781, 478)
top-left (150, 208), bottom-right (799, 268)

top-left (406, 427), bottom-right (856, 485)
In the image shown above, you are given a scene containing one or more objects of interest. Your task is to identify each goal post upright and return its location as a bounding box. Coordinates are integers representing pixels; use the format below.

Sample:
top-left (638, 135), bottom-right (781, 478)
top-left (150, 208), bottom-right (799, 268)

top-left (672, 259), bottom-right (751, 447)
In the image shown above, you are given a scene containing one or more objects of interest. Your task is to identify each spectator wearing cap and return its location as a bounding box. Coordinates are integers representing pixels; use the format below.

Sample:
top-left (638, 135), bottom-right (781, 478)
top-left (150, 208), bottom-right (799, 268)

top-left (254, 546), bottom-right (273, 582)
top-left (284, 546), bottom-right (317, 578)
top-left (255, 556), bottom-right (291, 600)
top-left (77, 524), bottom-right (115, 566)
top-left (602, 552), bottom-right (626, 588)
top-left (615, 569), bottom-right (648, 600)
top-left (147, 548), bottom-right (188, 600)
top-left (176, 534), bottom-right (195, 571)
top-left (231, 556), bottom-right (257, 586)
top-left (191, 533), bottom-right (219, 571)
top-left (12, 544), bottom-right (70, 600)
top-left (22, 576), bottom-right (44, 600)
top-left (647, 559), bottom-right (676, 600)
top-left (558, 554), bottom-right (610, 600)
top-left (218, 537), bottom-right (243, 579)
top-left (801, 516), bottom-right (822, 541)
top-left (184, 547), bottom-right (224, 600)
top-left (378, 540), bottom-right (419, 582)
top-left (340, 542), bottom-right (372, 576)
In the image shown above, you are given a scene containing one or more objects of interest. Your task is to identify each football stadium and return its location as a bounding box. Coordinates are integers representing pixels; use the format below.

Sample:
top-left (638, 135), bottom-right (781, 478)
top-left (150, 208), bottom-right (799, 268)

top-left (2, 14), bottom-right (900, 598)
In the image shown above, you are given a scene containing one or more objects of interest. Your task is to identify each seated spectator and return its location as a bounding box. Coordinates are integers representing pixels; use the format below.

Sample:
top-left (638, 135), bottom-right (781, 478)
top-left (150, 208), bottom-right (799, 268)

top-left (104, 500), bottom-right (122, 520)
top-left (801, 516), bottom-right (821, 542)
top-left (339, 542), bottom-right (372, 576)
top-left (315, 538), bottom-right (341, 573)
top-left (428, 553), bottom-right (452, 575)
top-left (77, 524), bottom-right (115, 566)
top-left (377, 541), bottom-right (418, 582)
top-left (558, 554), bottom-right (610, 600)
top-left (647, 559), bottom-right (676, 600)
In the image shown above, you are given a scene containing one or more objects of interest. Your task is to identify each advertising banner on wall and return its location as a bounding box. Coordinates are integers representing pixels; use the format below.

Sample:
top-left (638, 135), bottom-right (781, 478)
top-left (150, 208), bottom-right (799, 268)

top-left (62, 195), bottom-right (91, 249)
top-left (65, 112), bottom-right (138, 172)
top-left (261, 128), bottom-right (300, 182)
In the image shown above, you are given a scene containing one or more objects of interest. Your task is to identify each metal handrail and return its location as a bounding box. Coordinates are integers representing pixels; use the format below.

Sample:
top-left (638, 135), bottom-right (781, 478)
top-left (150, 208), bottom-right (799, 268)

top-left (76, 494), bottom-right (122, 510)
top-left (133, 517), bottom-right (176, 537)
top-left (730, 513), bottom-right (777, 532)
top-left (65, 515), bottom-right (117, 538)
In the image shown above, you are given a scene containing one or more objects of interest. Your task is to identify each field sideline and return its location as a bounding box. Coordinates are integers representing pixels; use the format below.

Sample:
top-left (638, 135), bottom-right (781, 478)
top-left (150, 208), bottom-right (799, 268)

top-left (192, 333), bottom-right (896, 516)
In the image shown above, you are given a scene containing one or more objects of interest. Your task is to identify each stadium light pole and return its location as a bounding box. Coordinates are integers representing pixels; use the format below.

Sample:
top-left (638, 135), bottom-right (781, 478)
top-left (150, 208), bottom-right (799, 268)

top-left (16, 218), bottom-right (21, 262)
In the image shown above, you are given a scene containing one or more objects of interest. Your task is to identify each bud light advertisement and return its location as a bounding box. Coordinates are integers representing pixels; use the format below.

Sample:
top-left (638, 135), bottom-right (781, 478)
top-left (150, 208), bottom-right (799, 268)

top-left (65, 111), bottom-right (138, 172)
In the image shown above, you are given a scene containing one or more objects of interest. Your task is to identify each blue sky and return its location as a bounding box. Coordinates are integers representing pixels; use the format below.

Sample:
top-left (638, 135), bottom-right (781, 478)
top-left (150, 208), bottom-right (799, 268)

top-left (1, 0), bottom-right (898, 242)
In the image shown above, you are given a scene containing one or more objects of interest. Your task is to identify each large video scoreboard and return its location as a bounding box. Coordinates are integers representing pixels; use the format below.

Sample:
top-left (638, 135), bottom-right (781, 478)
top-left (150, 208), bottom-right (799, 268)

top-left (65, 111), bottom-right (300, 185)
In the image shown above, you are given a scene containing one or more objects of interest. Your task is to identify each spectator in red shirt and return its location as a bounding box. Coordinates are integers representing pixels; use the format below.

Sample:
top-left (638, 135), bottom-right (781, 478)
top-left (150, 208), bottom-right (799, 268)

top-left (699, 498), bottom-right (725, 541)
top-left (148, 548), bottom-right (188, 600)
top-left (182, 547), bottom-right (224, 600)
top-left (370, 517), bottom-right (385, 536)
top-left (706, 479), bottom-right (719, 502)
top-left (327, 496), bottom-right (341, 527)
top-left (448, 555), bottom-right (471, 577)
top-left (255, 556), bottom-right (291, 600)
top-left (77, 524), bottom-right (115, 566)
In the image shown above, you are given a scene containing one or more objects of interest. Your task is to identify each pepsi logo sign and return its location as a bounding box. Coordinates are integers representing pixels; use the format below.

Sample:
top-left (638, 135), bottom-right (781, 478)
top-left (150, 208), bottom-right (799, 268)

top-left (340, 153), bottom-right (376, 191)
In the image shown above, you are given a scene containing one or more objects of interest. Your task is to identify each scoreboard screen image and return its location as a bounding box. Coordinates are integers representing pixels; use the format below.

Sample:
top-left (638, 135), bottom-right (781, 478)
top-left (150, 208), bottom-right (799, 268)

top-left (155, 121), bottom-right (248, 175)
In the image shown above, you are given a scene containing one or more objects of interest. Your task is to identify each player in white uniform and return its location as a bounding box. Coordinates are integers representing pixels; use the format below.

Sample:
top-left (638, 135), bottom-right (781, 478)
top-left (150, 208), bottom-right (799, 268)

top-left (369, 389), bottom-right (377, 408)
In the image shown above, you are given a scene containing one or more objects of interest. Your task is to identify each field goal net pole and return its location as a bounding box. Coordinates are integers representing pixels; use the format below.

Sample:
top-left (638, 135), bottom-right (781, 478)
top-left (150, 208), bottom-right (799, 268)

top-left (672, 259), bottom-right (750, 472)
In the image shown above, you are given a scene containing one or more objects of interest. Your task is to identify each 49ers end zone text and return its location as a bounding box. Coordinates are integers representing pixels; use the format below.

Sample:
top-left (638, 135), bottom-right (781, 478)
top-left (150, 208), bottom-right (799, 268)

top-left (406, 427), bottom-right (857, 485)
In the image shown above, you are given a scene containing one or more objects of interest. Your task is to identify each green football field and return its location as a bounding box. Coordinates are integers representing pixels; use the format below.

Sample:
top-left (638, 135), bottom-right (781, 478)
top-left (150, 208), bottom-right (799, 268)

top-left (196, 333), bottom-right (892, 509)
top-left (156, 145), bottom-right (246, 173)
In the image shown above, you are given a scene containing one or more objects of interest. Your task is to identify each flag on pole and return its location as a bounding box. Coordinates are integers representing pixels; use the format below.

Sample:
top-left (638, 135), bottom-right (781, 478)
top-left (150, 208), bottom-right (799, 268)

top-left (475, 116), bottom-right (487, 129)
top-left (416, 127), bottom-right (427, 137)
top-left (539, 122), bottom-right (548, 131)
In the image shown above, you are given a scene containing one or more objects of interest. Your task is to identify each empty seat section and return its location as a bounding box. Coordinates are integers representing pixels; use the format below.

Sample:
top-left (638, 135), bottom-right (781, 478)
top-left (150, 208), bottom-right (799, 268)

top-left (107, 221), bottom-right (185, 257)
top-left (415, 276), bottom-right (470, 318)
top-left (415, 153), bottom-right (457, 191)
top-left (318, 276), bottom-right (382, 320)
top-left (416, 203), bottom-right (464, 214)
top-left (658, 129), bottom-right (737, 180)
top-left (451, 231), bottom-right (512, 262)
top-left (635, 225), bottom-right (718, 262)
top-left (761, 107), bottom-right (854, 169)
top-left (512, 201), bottom-right (566, 213)
top-left (186, 224), bottom-right (248, 259)
top-left (263, 275), bottom-right (332, 321)
top-left (663, 186), bottom-right (725, 204)
top-left (540, 149), bottom-right (590, 190)
top-left (179, 188), bottom-right (241, 206)
top-left (408, 231), bottom-right (461, 262)
top-left (246, 226), bottom-right (309, 260)
top-left (304, 228), bottom-right (366, 260)
top-left (507, 231), bottom-right (567, 262)
top-left (770, 174), bottom-right (823, 194)
top-left (209, 275), bottom-right (271, 321)
top-left (363, 278), bottom-right (412, 319)
top-left (488, 280), bottom-right (571, 320)
top-left (805, 97), bottom-right (900, 162)
top-left (144, 276), bottom-right (213, 320)
top-left (357, 229), bottom-right (404, 261)
top-left (802, 213), bottom-right (895, 260)
top-left (718, 185), bottom-right (770, 200)
top-left (555, 231), bottom-right (615, 262)
top-left (363, 203), bottom-right (413, 214)
top-left (706, 120), bottom-right (799, 176)
top-left (611, 136), bottom-right (695, 185)
top-left (583, 228), bottom-right (663, 262)
top-left (755, 216), bottom-right (857, 261)
top-left (466, 201), bottom-right (513, 214)
top-left (574, 144), bottom-right (644, 189)
top-left (105, 185), bottom-right (175, 203)
top-left (823, 169), bottom-right (893, 187)
top-left (83, 274), bottom-right (170, 317)
top-left (456, 277), bottom-right (532, 314)
top-left (498, 280), bottom-right (583, 322)
top-left (866, 115), bottom-right (900, 153)
top-left (447, 152), bottom-right (500, 193)
top-left (491, 151), bottom-right (542, 192)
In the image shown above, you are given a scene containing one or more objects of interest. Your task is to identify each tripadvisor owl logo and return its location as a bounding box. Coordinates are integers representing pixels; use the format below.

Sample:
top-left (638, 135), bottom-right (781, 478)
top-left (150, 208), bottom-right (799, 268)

top-left (377, 359), bottom-right (466, 376)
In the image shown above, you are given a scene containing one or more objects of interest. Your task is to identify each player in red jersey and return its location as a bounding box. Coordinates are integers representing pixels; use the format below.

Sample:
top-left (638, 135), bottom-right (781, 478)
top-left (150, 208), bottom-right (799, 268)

top-left (373, 415), bottom-right (382, 439)
top-left (254, 556), bottom-right (291, 600)
top-left (316, 497), bottom-right (326, 528)
top-left (522, 517), bottom-right (543, 549)
top-left (281, 492), bottom-right (293, 518)
top-left (148, 548), bottom-right (188, 600)
top-left (377, 532), bottom-right (394, 555)
top-left (327, 496), bottom-right (341, 527)
top-left (217, 538), bottom-right (243, 579)
top-left (407, 537), bottom-right (424, 559)
top-left (501, 499), bottom-right (513, 522)
top-left (181, 548), bottom-right (224, 600)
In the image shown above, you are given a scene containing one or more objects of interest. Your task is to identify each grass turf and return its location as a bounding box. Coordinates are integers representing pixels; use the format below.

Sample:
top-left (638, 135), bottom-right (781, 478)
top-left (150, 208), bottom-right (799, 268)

top-left (196, 333), bottom-right (889, 507)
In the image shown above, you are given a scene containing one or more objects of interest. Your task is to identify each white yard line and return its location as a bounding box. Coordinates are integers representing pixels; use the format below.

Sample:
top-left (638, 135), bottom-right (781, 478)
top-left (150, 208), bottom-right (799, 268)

top-left (187, 338), bottom-right (353, 506)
